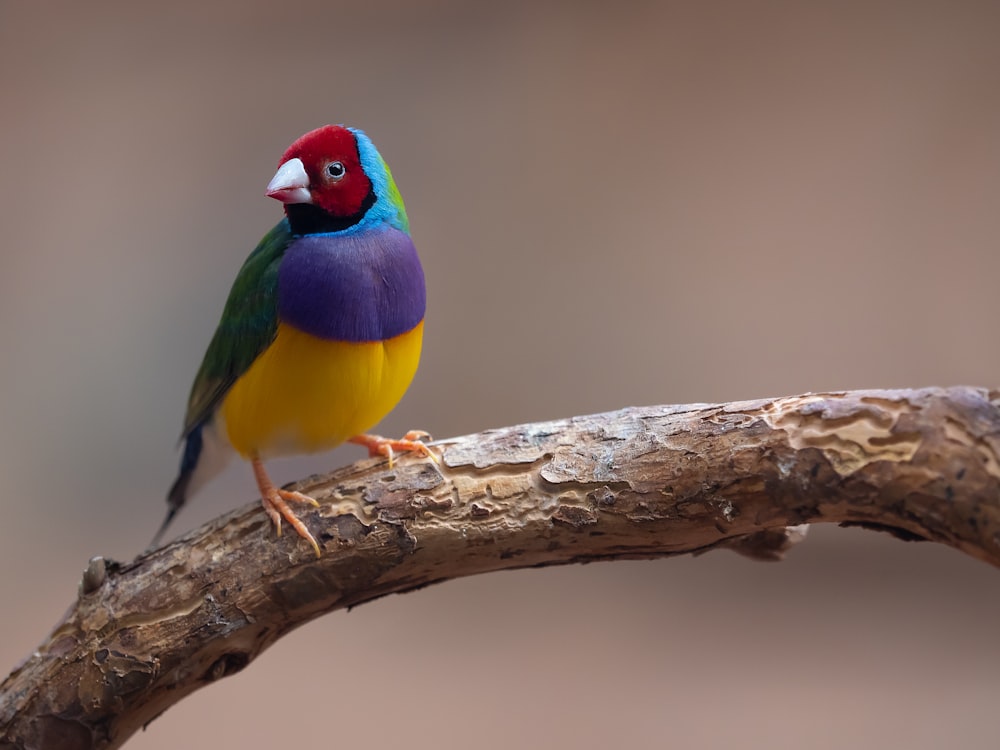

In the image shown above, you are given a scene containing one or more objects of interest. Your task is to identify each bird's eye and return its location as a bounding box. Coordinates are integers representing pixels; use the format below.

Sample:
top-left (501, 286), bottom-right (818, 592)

top-left (325, 161), bottom-right (346, 180)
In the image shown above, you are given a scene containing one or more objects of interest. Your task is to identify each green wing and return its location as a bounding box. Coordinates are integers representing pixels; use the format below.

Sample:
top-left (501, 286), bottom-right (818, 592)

top-left (181, 219), bottom-right (292, 437)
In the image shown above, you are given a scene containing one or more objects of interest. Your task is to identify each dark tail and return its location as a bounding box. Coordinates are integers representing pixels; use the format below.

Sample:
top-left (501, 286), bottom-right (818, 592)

top-left (150, 424), bottom-right (204, 549)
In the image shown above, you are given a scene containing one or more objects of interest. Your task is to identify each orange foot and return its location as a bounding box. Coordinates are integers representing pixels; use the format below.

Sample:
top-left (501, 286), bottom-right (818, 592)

top-left (251, 456), bottom-right (321, 557)
top-left (349, 430), bottom-right (439, 468)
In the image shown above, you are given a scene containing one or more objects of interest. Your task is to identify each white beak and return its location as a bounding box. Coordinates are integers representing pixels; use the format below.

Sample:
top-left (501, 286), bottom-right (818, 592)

top-left (266, 158), bottom-right (312, 204)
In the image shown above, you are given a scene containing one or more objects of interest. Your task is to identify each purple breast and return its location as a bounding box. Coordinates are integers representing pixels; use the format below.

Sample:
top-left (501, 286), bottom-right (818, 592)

top-left (276, 228), bottom-right (425, 343)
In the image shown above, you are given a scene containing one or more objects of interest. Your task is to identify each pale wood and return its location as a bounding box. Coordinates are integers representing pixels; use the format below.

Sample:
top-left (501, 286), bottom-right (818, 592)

top-left (2, 387), bottom-right (999, 750)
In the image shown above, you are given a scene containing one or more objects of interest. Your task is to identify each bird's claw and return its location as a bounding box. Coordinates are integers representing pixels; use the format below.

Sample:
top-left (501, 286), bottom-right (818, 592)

top-left (261, 488), bottom-right (321, 557)
top-left (349, 430), bottom-right (439, 468)
top-left (253, 455), bottom-right (322, 557)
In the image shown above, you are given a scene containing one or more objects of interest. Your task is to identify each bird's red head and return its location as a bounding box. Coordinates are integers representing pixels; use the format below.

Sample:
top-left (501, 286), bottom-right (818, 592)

top-left (266, 125), bottom-right (372, 218)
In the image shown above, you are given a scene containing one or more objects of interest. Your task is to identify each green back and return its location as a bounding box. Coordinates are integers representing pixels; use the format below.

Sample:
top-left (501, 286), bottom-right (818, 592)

top-left (181, 219), bottom-right (292, 436)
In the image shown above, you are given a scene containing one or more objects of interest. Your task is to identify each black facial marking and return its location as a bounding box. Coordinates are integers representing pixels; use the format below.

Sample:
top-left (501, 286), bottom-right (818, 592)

top-left (284, 189), bottom-right (376, 235)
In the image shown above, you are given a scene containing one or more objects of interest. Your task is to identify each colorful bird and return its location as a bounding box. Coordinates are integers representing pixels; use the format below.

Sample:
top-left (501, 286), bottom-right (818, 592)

top-left (154, 125), bottom-right (432, 556)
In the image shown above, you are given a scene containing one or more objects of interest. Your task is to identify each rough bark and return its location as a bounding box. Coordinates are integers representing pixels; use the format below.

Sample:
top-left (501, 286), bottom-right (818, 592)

top-left (2, 386), bottom-right (999, 750)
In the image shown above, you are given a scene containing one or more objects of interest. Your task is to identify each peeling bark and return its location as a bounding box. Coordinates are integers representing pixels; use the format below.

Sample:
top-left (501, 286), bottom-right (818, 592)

top-left (2, 386), bottom-right (999, 749)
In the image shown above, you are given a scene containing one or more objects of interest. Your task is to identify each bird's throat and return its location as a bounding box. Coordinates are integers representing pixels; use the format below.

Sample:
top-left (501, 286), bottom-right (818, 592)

top-left (284, 190), bottom-right (376, 235)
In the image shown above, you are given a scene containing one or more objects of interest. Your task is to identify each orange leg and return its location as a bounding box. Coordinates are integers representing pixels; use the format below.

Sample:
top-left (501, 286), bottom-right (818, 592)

top-left (348, 430), bottom-right (439, 468)
top-left (251, 456), bottom-right (321, 557)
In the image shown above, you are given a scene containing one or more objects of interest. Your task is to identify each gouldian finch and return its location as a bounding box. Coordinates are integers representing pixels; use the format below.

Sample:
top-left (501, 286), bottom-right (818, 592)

top-left (155, 125), bottom-right (431, 556)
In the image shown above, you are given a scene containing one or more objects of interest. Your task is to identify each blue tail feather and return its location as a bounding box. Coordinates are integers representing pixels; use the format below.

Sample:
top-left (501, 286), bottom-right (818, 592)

top-left (151, 423), bottom-right (204, 548)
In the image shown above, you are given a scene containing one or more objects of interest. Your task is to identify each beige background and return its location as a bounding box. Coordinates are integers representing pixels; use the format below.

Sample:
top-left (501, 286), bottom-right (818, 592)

top-left (2, 1), bottom-right (999, 747)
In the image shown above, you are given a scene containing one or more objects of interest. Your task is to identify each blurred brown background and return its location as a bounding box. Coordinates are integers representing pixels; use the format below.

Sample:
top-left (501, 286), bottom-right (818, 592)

top-left (2, 1), bottom-right (999, 747)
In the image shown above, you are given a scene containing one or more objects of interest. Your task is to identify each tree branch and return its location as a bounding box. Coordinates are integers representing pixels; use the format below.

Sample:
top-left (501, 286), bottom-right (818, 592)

top-left (3, 386), bottom-right (999, 749)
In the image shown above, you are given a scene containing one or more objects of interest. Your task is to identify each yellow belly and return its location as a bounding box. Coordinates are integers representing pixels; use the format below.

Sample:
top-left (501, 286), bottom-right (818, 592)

top-left (221, 321), bottom-right (423, 458)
